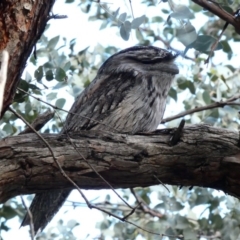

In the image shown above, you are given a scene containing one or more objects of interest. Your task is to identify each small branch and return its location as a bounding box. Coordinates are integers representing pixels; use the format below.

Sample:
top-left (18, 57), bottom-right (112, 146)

top-left (0, 50), bottom-right (9, 117)
top-left (129, 0), bottom-right (134, 18)
top-left (20, 196), bottom-right (35, 239)
top-left (19, 109), bottom-right (54, 134)
top-left (130, 188), bottom-right (164, 218)
top-left (205, 21), bottom-right (229, 64)
top-left (162, 94), bottom-right (240, 123)
top-left (48, 14), bottom-right (68, 21)
top-left (91, 203), bottom-right (162, 236)
top-left (153, 174), bottom-right (170, 193)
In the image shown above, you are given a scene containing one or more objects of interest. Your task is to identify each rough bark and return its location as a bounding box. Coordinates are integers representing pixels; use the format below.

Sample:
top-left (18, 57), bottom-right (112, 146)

top-left (0, 0), bottom-right (55, 117)
top-left (0, 124), bottom-right (240, 203)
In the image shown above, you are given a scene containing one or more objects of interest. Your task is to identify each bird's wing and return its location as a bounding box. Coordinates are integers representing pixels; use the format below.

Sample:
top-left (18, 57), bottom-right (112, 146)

top-left (63, 71), bottom-right (137, 132)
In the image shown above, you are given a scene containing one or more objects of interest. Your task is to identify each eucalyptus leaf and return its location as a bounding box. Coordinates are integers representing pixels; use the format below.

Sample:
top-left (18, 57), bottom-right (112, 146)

top-left (120, 21), bottom-right (131, 41)
top-left (118, 12), bottom-right (127, 23)
top-left (45, 70), bottom-right (54, 81)
top-left (131, 15), bottom-right (146, 29)
top-left (188, 35), bottom-right (222, 52)
top-left (176, 22), bottom-right (197, 46)
top-left (55, 67), bottom-right (67, 81)
top-left (47, 36), bottom-right (60, 50)
top-left (170, 5), bottom-right (194, 20)
top-left (111, 7), bottom-right (120, 21)
top-left (34, 66), bottom-right (43, 82)
top-left (55, 98), bottom-right (66, 109)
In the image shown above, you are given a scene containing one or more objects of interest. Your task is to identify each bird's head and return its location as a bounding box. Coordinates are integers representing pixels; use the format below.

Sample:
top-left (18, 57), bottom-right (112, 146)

top-left (98, 46), bottom-right (179, 77)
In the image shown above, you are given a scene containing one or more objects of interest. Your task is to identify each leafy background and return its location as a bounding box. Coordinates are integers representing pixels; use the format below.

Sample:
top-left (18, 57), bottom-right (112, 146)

top-left (1, 0), bottom-right (240, 239)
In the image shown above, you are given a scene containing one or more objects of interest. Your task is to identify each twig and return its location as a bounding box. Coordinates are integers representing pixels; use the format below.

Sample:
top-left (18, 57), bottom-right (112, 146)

top-left (130, 188), bottom-right (164, 218)
top-left (162, 94), bottom-right (240, 123)
top-left (19, 109), bottom-right (54, 134)
top-left (0, 50), bottom-right (9, 116)
top-left (91, 203), bottom-right (163, 236)
top-left (48, 14), bottom-right (68, 21)
top-left (129, 0), bottom-right (134, 18)
top-left (20, 196), bottom-right (35, 239)
top-left (205, 21), bottom-right (229, 64)
top-left (153, 174), bottom-right (170, 193)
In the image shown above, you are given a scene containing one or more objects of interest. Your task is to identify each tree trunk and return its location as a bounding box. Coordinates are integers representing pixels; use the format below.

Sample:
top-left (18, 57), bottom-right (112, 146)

top-left (0, 0), bottom-right (55, 117)
top-left (0, 124), bottom-right (240, 203)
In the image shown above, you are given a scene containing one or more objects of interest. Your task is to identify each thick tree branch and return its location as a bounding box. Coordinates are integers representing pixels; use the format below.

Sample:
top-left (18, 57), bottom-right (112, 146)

top-left (191, 0), bottom-right (240, 34)
top-left (0, 125), bottom-right (240, 203)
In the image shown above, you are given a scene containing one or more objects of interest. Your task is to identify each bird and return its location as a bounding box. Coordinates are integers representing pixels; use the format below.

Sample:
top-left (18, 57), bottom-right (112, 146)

top-left (21, 45), bottom-right (179, 233)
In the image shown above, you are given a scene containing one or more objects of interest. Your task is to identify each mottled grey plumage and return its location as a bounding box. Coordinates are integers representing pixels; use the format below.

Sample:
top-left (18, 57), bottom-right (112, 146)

top-left (21, 46), bottom-right (179, 233)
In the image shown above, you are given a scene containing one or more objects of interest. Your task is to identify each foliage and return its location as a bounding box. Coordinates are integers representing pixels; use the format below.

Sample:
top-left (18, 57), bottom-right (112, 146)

top-left (1, 0), bottom-right (240, 239)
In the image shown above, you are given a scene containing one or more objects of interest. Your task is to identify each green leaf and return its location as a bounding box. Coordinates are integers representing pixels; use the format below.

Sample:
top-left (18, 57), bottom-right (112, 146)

top-left (28, 84), bottom-right (40, 90)
top-left (175, 215), bottom-right (190, 229)
top-left (0, 206), bottom-right (17, 220)
top-left (131, 15), bottom-right (146, 29)
top-left (176, 22), bottom-right (197, 46)
top-left (186, 81), bottom-right (195, 94)
top-left (14, 92), bottom-right (27, 103)
top-left (47, 36), bottom-right (60, 50)
top-left (47, 92), bottom-right (57, 101)
top-left (100, 20), bottom-right (109, 30)
top-left (2, 123), bottom-right (13, 134)
top-left (171, 201), bottom-right (184, 211)
top-left (25, 102), bottom-right (32, 115)
top-left (55, 98), bottom-right (66, 109)
top-left (178, 80), bottom-right (194, 95)
top-left (151, 16), bottom-right (163, 23)
top-left (67, 219), bottom-right (79, 229)
top-left (168, 88), bottom-right (177, 101)
top-left (183, 228), bottom-right (198, 240)
top-left (165, 227), bottom-right (176, 237)
top-left (53, 82), bottom-right (67, 90)
top-left (170, 5), bottom-right (194, 19)
top-left (18, 79), bottom-right (29, 92)
top-left (188, 35), bottom-right (222, 52)
top-left (195, 194), bottom-right (209, 205)
top-left (135, 29), bottom-right (144, 42)
top-left (43, 62), bottom-right (54, 69)
top-left (120, 21), bottom-right (131, 41)
top-left (63, 61), bottom-right (71, 71)
top-left (118, 12), bottom-right (127, 24)
top-left (55, 67), bottom-right (67, 81)
top-left (34, 66), bottom-right (43, 82)
top-left (203, 91), bottom-right (211, 104)
top-left (45, 70), bottom-right (54, 81)
top-left (220, 40), bottom-right (233, 59)
top-left (111, 7), bottom-right (120, 21)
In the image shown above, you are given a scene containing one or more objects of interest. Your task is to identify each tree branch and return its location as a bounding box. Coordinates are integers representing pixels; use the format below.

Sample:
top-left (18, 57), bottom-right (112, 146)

top-left (191, 0), bottom-right (240, 34)
top-left (162, 94), bottom-right (240, 123)
top-left (1, 125), bottom-right (240, 203)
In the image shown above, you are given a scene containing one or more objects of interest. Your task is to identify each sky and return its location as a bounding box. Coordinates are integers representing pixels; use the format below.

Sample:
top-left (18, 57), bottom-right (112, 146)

top-left (1, 0), bottom-right (237, 239)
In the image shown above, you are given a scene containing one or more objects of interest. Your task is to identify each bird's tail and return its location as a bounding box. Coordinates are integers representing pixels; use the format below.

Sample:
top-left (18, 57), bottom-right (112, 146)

top-left (21, 189), bottom-right (71, 233)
